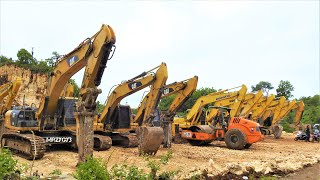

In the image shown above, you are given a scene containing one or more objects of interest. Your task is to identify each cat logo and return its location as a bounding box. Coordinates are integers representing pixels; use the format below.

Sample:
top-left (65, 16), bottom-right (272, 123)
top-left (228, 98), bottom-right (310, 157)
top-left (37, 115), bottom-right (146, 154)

top-left (67, 55), bottom-right (79, 67)
top-left (131, 83), bottom-right (137, 89)
top-left (163, 88), bottom-right (170, 95)
top-left (128, 81), bottom-right (142, 90)
top-left (162, 88), bottom-right (174, 96)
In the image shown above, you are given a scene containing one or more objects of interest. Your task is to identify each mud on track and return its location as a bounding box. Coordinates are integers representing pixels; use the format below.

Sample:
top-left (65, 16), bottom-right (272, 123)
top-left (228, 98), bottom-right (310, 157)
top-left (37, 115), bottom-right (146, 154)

top-left (13, 132), bottom-right (320, 179)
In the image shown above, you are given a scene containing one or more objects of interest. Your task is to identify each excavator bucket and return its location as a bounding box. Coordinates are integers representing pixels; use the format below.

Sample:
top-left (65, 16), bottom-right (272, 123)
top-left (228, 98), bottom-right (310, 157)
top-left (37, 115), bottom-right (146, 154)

top-left (272, 125), bottom-right (283, 139)
top-left (136, 127), bottom-right (164, 155)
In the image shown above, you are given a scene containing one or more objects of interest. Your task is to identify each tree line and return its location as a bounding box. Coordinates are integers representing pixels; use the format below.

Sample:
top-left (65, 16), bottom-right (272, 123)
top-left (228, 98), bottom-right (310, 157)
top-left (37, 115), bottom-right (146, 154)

top-left (0, 48), bottom-right (80, 96)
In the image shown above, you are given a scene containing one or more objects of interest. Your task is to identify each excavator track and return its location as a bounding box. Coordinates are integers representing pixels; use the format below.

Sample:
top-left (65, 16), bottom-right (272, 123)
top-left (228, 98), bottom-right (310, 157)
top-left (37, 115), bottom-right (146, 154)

top-left (94, 134), bottom-right (112, 151)
top-left (119, 134), bottom-right (138, 148)
top-left (1, 133), bottom-right (46, 160)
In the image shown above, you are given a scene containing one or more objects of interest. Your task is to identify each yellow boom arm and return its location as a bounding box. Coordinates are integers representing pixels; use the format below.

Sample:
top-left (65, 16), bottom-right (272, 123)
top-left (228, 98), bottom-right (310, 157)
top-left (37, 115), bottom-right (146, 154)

top-left (0, 77), bottom-right (22, 115)
top-left (36, 24), bottom-right (116, 119)
top-left (133, 63), bottom-right (168, 126)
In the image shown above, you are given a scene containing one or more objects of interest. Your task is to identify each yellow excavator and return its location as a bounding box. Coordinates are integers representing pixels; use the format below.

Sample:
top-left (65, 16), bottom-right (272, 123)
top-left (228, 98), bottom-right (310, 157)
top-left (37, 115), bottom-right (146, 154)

top-left (178, 85), bottom-right (263, 149)
top-left (129, 63), bottom-right (168, 155)
top-left (92, 63), bottom-right (167, 149)
top-left (161, 76), bottom-right (198, 148)
top-left (245, 94), bottom-right (276, 122)
top-left (174, 85), bottom-right (248, 131)
top-left (205, 90), bottom-right (263, 124)
top-left (132, 76), bottom-right (199, 148)
top-left (266, 100), bottom-right (304, 138)
top-left (1, 24), bottom-right (116, 159)
top-left (259, 96), bottom-right (286, 137)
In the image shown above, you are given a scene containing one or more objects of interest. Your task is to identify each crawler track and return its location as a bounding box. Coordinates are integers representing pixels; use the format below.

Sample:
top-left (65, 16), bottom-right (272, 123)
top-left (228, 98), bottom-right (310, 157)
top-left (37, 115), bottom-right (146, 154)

top-left (94, 134), bottom-right (112, 151)
top-left (1, 133), bottom-right (46, 160)
top-left (119, 134), bottom-right (138, 148)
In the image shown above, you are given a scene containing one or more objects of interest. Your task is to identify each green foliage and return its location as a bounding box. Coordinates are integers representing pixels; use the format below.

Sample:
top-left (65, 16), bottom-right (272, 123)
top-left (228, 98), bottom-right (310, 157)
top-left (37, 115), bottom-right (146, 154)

top-left (158, 170), bottom-right (180, 180)
top-left (0, 148), bottom-right (18, 179)
top-left (0, 49), bottom-right (55, 74)
top-left (75, 156), bottom-right (110, 180)
top-left (281, 121), bottom-right (295, 133)
top-left (282, 94), bottom-right (320, 127)
top-left (0, 55), bottom-right (13, 65)
top-left (276, 80), bottom-right (294, 99)
top-left (159, 94), bottom-right (176, 111)
top-left (131, 108), bottom-right (137, 115)
top-left (49, 169), bottom-right (62, 176)
top-left (68, 79), bottom-right (80, 97)
top-left (96, 101), bottom-right (105, 114)
top-left (160, 150), bottom-right (173, 164)
top-left (111, 164), bottom-right (149, 180)
top-left (300, 95), bottom-right (320, 107)
top-left (251, 81), bottom-right (274, 95)
top-left (181, 87), bottom-right (217, 112)
top-left (17, 48), bottom-right (36, 65)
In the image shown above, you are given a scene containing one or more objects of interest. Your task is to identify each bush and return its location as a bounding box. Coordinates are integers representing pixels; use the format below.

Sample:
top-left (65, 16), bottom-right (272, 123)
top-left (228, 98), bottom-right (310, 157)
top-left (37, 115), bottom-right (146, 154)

top-left (0, 148), bottom-right (18, 179)
top-left (110, 164), bottom-right (150, 180)
top-left (75, 156), bottom-right (110, 180)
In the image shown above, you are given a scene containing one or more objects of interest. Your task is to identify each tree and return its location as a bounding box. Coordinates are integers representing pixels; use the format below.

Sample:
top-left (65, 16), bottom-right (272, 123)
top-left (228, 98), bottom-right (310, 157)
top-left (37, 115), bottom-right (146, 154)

top-left (69, 79), bottom-right (80, 97)
top-left (16, 48), bottom-right (36, 65)
top-left (0, 55), bottom-right (13, 64)
top-left (251, 81), bottom-right (274, 95)
top-left (276, 80), bottom-right (294, 99)
top-left (46, 51), bottom-right (60, 67)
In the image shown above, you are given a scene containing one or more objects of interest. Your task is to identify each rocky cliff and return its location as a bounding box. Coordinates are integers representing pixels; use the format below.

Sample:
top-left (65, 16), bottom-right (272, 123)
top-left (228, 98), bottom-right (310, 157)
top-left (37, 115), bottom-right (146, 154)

top-left (0, 64), bottom-right (48, 107)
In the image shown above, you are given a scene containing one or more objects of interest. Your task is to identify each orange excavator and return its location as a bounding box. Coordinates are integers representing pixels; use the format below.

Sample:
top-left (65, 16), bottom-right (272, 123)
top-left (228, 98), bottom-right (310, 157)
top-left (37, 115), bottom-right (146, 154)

top-left (178, 85), bottom-right (263, 149)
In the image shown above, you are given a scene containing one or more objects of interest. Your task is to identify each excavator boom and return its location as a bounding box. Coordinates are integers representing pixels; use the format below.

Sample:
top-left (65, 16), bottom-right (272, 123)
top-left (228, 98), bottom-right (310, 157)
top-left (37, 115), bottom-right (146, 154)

top-left (134, 62), bottom-right (168, 155)
top-left (186, 85), bottom-right (247, 125)
top-left (36, 24), bottom-right (115, 120)
top-left (100, 64), bottom-right (162, 130)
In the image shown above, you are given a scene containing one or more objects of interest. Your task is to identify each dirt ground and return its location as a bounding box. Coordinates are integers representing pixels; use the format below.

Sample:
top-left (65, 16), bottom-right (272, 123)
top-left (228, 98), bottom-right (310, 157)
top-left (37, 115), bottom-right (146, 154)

top-left (13, 132), bottom-right (320, 179)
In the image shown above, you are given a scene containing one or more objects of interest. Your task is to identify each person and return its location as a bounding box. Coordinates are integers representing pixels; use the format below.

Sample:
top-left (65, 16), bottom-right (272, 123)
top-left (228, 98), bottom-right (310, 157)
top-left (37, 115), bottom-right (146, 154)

top-left (305, 125), bottom-right (310, 142)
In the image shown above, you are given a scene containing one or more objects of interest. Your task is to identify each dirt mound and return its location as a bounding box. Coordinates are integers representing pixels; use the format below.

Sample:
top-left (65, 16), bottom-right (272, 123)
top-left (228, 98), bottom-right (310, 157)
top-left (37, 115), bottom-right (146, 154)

top-left (0, 65), bottom-right (48, 107)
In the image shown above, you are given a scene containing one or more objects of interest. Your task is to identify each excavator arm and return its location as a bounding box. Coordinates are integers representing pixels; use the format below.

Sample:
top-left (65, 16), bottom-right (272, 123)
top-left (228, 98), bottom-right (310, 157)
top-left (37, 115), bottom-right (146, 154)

top-left (161, 76), bottom-right (198, 148)
top-left (294, 101), bottom-right (304, 126)
top-left (133, 63), bottom-right (168, 126)
top-left (186, 85), bottom-right (247, 125)
top-left (261, 96), bottom-right (286, 124)
top-left (163, 76), bottom-right (198, 115)
top-left (133, 62), bottom-right (168, 155)
top-left (250, 94), bottom-right (275, 122)
top-left (36, 24), bottom-right (116, 122)
top-left (238, 91), bottom-right (264, 117)
top-left (98, 64), bottom-right (163, 130)
top-left (205, 90), bottom-right (263, 122)
top-left (273, 100), bottom-right (304, 127)
top-left (0, 77), bottom-right (22, 115)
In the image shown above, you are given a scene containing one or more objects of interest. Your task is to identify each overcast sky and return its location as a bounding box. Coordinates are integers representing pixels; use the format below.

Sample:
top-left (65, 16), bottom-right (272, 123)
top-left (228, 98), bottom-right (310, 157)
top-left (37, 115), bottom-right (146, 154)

top-left (0, 1), bottom-right (319, 108)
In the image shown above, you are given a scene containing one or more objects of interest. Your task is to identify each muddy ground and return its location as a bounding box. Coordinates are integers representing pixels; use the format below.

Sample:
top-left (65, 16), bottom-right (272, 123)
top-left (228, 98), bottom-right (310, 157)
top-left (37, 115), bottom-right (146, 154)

top-left (13, 132), bottom-right (320, 179)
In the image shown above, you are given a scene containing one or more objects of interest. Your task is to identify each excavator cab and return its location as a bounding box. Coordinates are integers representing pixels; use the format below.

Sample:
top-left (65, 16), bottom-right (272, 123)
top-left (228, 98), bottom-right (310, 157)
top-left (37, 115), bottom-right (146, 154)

top-left (7, 107), bottom-right (38, 128)
top-left (105, 104), bottom-right (132, 130)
